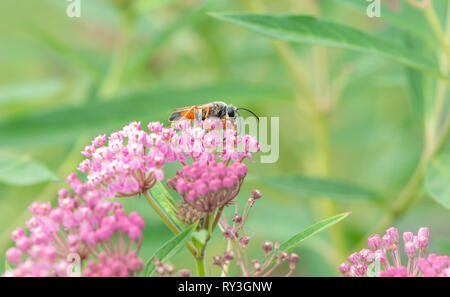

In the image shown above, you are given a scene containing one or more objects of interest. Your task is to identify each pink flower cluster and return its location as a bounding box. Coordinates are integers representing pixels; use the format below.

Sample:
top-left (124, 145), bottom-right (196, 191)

top-left (166, 161), bottom-right (248, 213)
top-left (339, 227), bottom-right (450, 277)
top-left (4, 174), bottom-right (145, 277)
top-left (173, 118), bottom-right (260, 164)
top-left (77, 120), bottom-right (259, 199)
top-left (4, 120), bottom-right (260, 277)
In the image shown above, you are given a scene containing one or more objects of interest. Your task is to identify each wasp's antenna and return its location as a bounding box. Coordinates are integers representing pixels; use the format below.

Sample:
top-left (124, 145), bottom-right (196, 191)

top-left (236, 108), bottom-right (260, 122)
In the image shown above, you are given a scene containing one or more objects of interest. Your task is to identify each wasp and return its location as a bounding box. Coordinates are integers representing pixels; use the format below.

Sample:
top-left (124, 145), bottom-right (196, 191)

top-left (168, 101), bottom-right (259, 124)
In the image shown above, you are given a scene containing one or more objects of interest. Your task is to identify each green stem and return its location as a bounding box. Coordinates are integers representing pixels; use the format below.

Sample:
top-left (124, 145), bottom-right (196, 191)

top-left (142, 191), bottom-right (197, 257)
top-left (356, 153), bottom-right (429, 249)
top-left (357, 0), bottom-right (450, 250)
top-left (424, 3), bottom-right (450, 66)
top-left (196, 255), bottom-right (207, 277)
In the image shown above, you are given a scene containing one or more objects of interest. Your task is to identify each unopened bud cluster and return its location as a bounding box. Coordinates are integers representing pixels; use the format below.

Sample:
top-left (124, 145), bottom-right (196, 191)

top-left (153, 258), bottom-right (191, 277)
top-left (177, 202), bottom-right (204, 225)
top-left (340, 227), bottom-right (450, 277)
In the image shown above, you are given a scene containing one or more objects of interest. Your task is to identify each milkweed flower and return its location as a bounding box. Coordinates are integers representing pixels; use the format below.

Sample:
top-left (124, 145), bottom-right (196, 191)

top-left (4, 179), bottom-right (145, 277)
top-left (339, 227), bottom-right (450, 277)
top-left (172, 118), bottom-right (260, 164)
top-left (166, 161), bottom-right (248, 213)
top-left (78, 121), bottom-right (180, 198)
top-left (77, 120), bottom-right (259, 199)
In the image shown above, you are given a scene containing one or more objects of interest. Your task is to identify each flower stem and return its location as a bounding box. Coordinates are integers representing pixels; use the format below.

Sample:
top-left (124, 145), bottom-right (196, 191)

top-left (142, 191), bottom-right (197, 257)
top-left (196, 255), bottom-right (207, 277)
top-left (424, 2), bottom-right (450, 66)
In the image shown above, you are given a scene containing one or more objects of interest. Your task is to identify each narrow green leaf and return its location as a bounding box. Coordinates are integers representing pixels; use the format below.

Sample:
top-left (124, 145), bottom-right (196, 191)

top-left (279, 212), bottom-right (351, 253)
top-left (0, 156), bottom-right (59, 186)
top-left (5, 260), bottom-right (11, 272)
top-left (0, 82), bottom-right (289, 147)
top-left (211, 13), bottom-right (446, 80)
top-left (144, 222), bottom-right (197, 276)
top-left (425, 151), bottom-right (450, 209)
top-left (337, 0), bottom-right (436, 47)
top-left (252, 175), bottom-right (380, 201)
top-left (149, 181), bottom-right (185, 228)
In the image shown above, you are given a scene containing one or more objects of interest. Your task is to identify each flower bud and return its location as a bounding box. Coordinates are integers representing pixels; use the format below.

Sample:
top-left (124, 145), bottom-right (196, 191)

top-left (347, 252), bottom-right (361, 265)
top-left (404, 241), bottom-right (417, 258)
top-left (386, 227), bottom-right (399, 243)
top-left (251, 189), bottom-right (262, 200)
top-left (403, 232), bottom-right (414, 243)
top-left (239, 236), bottom-right (250, 246)
top-left (262, 241), bottom-right (273, 255)
top-left (339, 263), bottom-right (351, 276)
top-left (252, 259), bottom-right (262, 272)
top-left (213, 255), bottom-right (223, 266)
top-left (367, 234), bottom-right (382, 251)
top-left (178, 269), bottom-right (191, 277)
top-left (224, 251), bottom-right (234, 261)
top-left (289, 253), bottom-right (299, 269)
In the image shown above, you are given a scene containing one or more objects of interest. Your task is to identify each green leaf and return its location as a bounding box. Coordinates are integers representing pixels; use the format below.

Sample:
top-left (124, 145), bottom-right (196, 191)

top-left (211, 13), bottom-right (446, 80)
top-left (0, 79), bottom-right (64, 106)
top-left (337, 0), bottom-right (436, 47)
top-left (149, 181), bottom-right (185, 228)
top-left (0, 82), bottom-right (289, 147)
top-left (279, 212), bottom-right (351, 253)
top-left (425, 151), bottom-right (450, 209)
top-left (144, 222), bottom-right (197, 276)
top-left (192, 230), bottom-right (208, 245)
top-left (0, 156), bottom-right (59, 186)
top-left (5, 260), bottom-right (11, 272)
top-left (252, 175), bottom-right (380, 201)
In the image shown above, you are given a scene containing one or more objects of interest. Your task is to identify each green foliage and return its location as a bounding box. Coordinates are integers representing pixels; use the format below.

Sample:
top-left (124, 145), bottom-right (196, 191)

top-left (0, 156), bottom-right (59, 186)
top-left (253, 175), bottom-right (380, 202)
top-left (278, 212), bottom-right (351, 254)
top-left (211, 13), bottom-right (445, 80)
top-left (426, 150), bottom-right (450, 209)
top-left (0, 0), bottom-right (449, 277)
top-left (144, 222), bottom-right (197, 276)
top-left (149, 181), bottom-right (185, 228)
top-left (0, 83), bottom-right (288, 147)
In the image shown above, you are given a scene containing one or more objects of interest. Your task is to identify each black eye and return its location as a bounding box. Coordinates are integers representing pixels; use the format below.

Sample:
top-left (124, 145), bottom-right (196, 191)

top-left (227, 107), bottom-right (235, 117)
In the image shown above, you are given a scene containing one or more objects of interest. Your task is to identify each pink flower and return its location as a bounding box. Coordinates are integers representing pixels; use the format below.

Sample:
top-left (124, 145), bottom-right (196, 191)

top-left (167, 162), bottom-right (247, 213)
top-left (76, 120), bottom-right (259, 199)
top-left (339, 226), bottom-right (449, 277)
top-left (4, 180), bottom-right (145, 277)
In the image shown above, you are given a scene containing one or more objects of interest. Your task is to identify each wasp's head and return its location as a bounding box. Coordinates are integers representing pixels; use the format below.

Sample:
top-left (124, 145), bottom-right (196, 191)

top-left (227, 105), bottom-right (237, 118)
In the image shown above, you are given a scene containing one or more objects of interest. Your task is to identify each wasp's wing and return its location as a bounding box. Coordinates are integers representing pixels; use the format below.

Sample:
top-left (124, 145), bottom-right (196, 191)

top-left (168, 104), bottom-right (213, 122)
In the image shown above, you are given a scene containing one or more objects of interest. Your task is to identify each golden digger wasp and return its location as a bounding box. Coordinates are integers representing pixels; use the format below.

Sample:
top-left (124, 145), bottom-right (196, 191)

top-left (168, 101), bottom-right (259, 125)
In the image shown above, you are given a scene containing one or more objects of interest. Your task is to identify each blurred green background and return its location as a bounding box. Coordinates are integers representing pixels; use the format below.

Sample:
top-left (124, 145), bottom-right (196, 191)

top-left (0, 0), bottom-right (449, 276)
